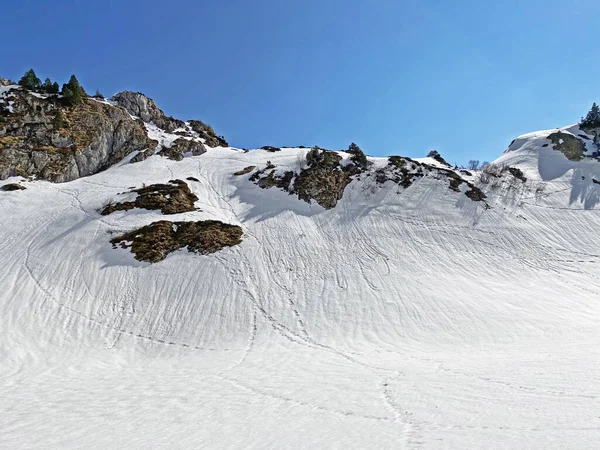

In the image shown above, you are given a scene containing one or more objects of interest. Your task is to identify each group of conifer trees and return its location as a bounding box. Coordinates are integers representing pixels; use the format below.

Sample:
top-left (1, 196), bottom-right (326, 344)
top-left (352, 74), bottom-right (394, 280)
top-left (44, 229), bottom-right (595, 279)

top-left (17, 68), bottom-right (88, 106)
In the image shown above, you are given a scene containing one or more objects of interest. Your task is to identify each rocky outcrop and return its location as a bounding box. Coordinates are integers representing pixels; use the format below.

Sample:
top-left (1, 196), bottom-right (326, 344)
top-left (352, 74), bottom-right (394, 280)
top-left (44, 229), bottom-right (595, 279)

top-left (111, 91), bottom-right (184, 132)
top-left (548, 131), bottom-right (585, 161)
top-left (0, 87), bottom-right (157, 182)
top-left (188, 120), bottom-right (228, 148)
top-left (1, 183), bottom-right (25, 191)
top-left (234, 166), bottom-right (255, 176)
top-left (0, 78), bottom-right (12, 87)
top-left (293, 149), bottom-right (354, 208)
top-left (158, 138), bottom-right (206, 161)
top-left (249, 147), bottom-right (363, 209)
top-left (112, 92), bottom-right (227, 148)
top-left (101, 179), bottom-right (198, 215)
top-left (110, 220), bottom-right (243, 263)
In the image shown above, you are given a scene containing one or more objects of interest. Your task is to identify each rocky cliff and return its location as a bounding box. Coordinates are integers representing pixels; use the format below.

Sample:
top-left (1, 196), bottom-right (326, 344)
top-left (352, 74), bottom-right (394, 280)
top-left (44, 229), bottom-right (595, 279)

top-left (0, 83), bottom-right (226, 182)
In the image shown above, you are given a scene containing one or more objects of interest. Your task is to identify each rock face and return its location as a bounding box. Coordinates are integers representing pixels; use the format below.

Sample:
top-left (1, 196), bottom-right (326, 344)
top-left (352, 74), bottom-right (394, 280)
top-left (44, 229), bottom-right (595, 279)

top-left (111, 91), bottom-right (184, 132)
top-left (0, 87), bottom-right (157, 182)
top-left (111, 92), bottom-right (228, 148)
top-left (188, 120), bottom-right (228, 147)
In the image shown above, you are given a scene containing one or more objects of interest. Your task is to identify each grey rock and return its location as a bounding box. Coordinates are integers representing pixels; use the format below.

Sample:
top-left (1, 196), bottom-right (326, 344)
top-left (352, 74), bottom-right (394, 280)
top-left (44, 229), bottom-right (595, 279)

top-left (0, 90), bottom-right (157, 182)
top-left (111, 91), bottom-right (184, 132)
top-left (188, 120), bottom-right (229, 148)
top-left (158, 138), bottom-right (206, 161)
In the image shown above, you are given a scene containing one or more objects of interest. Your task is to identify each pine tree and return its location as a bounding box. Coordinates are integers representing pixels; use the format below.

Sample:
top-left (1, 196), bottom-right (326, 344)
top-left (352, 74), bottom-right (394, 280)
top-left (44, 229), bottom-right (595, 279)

top-left (347, 142), bottom-right (368, 169)
top-left (61, 75), bottom-right (86, 106)
top-left (18, 69), bottom-right (41, 90)
top-left (42, 78), bottom-right (59, 94)
top-left (52, 109), bottom-right (66, 130)
top-left (94, 89), bottom-right (104, 99)
top-left (42, 78), bottom-right (52, 92)
top-left (581, 103), bottom-right (600, 129)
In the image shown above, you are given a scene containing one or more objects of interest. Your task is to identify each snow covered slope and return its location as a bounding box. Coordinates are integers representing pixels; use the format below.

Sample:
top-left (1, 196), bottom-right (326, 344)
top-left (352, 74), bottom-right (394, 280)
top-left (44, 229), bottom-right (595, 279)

top-left (1, 127), bottom-right (600, 449)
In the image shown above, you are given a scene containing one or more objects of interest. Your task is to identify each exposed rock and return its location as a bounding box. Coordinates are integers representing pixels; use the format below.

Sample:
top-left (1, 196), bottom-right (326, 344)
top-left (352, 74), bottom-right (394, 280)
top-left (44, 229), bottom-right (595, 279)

top-left (293, 148), bottom-right (356, 209)
top-left (1, 183), bottom-right (25, 191)
top-left (261, 146), bottom-right (281, 152)
top-left (158, 138), bottom-right (206, 161)
top-left (448, 174), bottom-right (463, 192)
top-left (248, 147), bottom-right (366, 209)
top-left (0, 89), bottom-right (157, 182)
top-left (110, 220), bottom-right (243, 263)
top-left (0, 78), bottom-right (12, 87)
top-left (129, 148), bottom-right (155, 163)
top-left (111, 91), bottom-right (184, 132)
top-left (507, 167), bottom-right (527, 183)
top-left (381, 156), bottom-right (424, 188)
top-left (465, 184), bottom-right (487, 201)
top-left (547, 131), bottom-right (585, 161)
top-left (101, 179), bottom-right (198, 215)
top-left (188, 120), bottom-right (228, 147)
top-left (234, 166), bottom-right (255, 176)
top-left (427, 150), bottom-right (451, 166)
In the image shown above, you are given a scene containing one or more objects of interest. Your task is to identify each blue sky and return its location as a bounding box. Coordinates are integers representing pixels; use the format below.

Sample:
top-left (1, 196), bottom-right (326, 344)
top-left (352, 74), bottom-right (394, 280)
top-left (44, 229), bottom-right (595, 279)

top-left (3, 0), bottom-right (599, 164)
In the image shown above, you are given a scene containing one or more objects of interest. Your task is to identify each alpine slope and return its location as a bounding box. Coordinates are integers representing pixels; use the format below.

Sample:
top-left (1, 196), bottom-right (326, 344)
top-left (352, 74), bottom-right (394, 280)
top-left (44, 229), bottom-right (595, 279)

top-left (1, 119), bottom-right (599, 449)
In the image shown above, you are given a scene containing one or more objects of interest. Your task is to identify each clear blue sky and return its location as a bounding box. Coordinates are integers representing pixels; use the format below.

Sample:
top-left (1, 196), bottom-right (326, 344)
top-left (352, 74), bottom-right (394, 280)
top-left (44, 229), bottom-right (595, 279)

top-left (3, 0), bottom-right (599, 164)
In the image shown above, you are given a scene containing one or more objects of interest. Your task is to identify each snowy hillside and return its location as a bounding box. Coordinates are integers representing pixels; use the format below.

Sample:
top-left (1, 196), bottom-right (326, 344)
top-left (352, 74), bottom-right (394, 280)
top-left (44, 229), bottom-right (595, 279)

top-left (1, 117), bottom-right (600, 449)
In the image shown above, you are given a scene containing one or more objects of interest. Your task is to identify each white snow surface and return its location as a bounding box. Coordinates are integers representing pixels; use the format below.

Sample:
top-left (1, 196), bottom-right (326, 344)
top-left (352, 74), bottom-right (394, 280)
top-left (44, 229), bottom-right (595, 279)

top-left (1, 132), bottom-right (600, 449)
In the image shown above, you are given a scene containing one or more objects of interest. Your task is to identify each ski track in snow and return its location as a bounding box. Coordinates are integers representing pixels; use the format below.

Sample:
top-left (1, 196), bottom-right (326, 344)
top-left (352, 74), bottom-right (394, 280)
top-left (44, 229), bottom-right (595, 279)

top-left (2, 138), bottom-right (600, 449)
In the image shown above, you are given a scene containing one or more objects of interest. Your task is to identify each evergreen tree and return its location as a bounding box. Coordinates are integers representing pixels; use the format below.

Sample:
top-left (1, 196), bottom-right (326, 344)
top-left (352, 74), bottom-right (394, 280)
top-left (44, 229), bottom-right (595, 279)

top-left (347, 142), bottom-right (368, 169)
top-left (52, 109), bottom-right (66, 130)
top-left (61, 75), bottom-right (86, 106)
top-left (581, 103), bottom-right (600, 129)
top-left (18, 69), bottom-right (41, 90)
top-left (94, 89), bottom-right (104, 99)
top-left (42, 78), bottom-right (59, 94)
